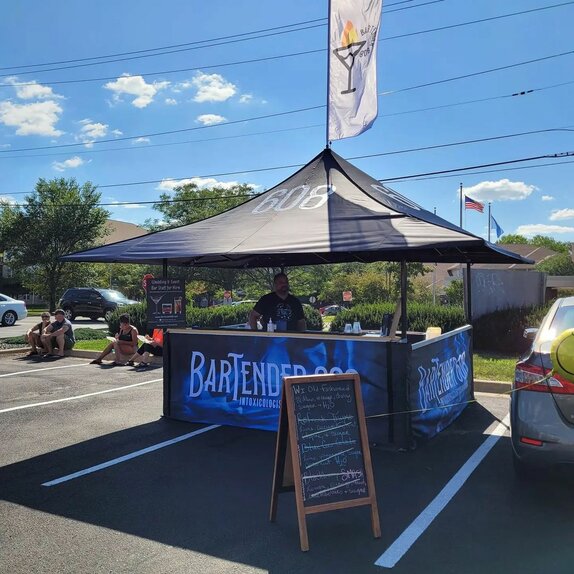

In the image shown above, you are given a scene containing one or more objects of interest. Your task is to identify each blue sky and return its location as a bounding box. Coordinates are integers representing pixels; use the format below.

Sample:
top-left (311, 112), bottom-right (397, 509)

top-left (1, 0), bottom-right (573, 242)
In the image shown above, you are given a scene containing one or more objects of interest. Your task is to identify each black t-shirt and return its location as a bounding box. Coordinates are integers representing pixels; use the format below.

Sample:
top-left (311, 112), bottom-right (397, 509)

top-left (254, 293), bottom-right (305, 331)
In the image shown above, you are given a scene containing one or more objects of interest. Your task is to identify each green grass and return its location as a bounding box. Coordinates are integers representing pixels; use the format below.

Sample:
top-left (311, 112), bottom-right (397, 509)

top-left (73, 340), bottom-right (110, 351)
top-left (473, 352), bottom-right (517, 382)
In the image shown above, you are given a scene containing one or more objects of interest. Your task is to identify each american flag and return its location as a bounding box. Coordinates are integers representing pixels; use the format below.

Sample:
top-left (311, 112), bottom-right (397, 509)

top-left (464, 195), bottom-right (484, 213)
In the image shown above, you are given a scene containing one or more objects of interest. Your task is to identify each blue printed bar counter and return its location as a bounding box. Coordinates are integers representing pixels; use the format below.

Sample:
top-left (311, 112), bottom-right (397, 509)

top-left (163, 326), bottom-right (473, 448)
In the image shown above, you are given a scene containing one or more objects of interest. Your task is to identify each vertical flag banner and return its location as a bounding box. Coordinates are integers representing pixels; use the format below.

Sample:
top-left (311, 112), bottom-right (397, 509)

top-left (328, 0), bottom-right (383, 141)
top-left (491, 215), bottom-right (504, 238)
top-left (464, 195), bottom-right (484, 213)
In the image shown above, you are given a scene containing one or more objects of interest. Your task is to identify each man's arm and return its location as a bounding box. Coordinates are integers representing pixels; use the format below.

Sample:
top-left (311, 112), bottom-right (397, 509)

top-left (248, 309), bottom-right (261, 330)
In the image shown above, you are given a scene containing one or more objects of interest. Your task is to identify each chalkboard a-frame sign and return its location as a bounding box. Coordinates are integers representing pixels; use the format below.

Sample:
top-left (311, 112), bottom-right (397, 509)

top-left (269, 373), bottom-right (381, 551)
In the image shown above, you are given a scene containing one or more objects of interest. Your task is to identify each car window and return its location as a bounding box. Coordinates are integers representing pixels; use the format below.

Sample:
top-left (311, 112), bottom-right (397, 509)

top-left (99, 289), bottom-right (129, 302)
top-left (0, 295), bottom-right (6, 302)
top-left (550, 305), bottom-right (574, 334)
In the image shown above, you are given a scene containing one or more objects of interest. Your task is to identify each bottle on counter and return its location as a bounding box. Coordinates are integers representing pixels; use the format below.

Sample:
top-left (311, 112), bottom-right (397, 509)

top-left (267, 318), bottom-right (275, 332)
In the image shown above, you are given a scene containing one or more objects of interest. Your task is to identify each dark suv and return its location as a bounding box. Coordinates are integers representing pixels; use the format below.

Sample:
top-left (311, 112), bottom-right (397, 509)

top-left (58, 288), bottom-right (138, 321)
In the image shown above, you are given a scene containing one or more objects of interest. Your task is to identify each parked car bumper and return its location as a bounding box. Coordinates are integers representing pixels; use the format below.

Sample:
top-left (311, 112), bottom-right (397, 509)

top-left (511, 392), bottom-right (574, 466)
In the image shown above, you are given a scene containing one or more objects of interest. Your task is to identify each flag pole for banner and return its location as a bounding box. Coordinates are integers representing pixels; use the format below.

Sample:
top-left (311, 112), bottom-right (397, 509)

top-left (459, 183), bottom-right (463, 228)
top-left (488, 203), bottom-right (491, 242)
top-left (325, 0), bottom-right (332, 148)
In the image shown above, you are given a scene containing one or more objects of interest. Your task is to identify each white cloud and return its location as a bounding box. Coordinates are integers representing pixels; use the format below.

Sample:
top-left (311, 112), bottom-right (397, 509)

top-left (111, 201), bottom-right (145, 209)
top-left (462, 179), bottom-right (537, 202)
top-left (516, 224), bottom-right (574, 236)
top-left (0, 195), bottom-right (17, 205)
top-left (104, 74), bottom-right (170, 108)
top-left (191, 72), bottom-right (236, 103)
top-left (52, 156), bottom-right (86, 172)
top-left (76, 118), bottom-right (108, 147)
top-left (157, 176), bottom-right (253, 191)
top-left (133, 137), bottom-right (150, 144)
top-left (165, 98), bottom-right (178, 105)
top-left (542, 195), bottom-right (555, 201)
top-left (4, 76), bottom-right (63, 100)
top-left (0, 143), bottom-right (10, 149)
top-left (196, 114), bottom-right (226, 126)
top-left (239, 94), bottom-right (253, 104)
top-left (0, 100), bottom-right (63, 136)
top-left (111, 129), bottom-right (123, 136)
top-left (550, 209), bottom-right (574, 221)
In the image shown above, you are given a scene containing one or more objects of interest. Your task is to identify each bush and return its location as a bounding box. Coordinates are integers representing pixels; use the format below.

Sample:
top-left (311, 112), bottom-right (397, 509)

top-left (0, 326), bottom-right (107, 346)
top-left (472, 303), bottom-right (552, 354)
top-left (108, 301), bottom-right (323, 332)
top-left (330, 303), bottom-right (466, 333)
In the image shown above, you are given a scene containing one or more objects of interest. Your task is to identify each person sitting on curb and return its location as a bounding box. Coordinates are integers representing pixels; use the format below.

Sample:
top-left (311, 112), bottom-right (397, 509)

top-left (40, 309), bottom-right (75, 358)
top-left (25, 312), bottom-right (52, 356)
top-left (90, 313), bottom-right (139, 366)
top-left (127, 328), bottom-right (163, 369)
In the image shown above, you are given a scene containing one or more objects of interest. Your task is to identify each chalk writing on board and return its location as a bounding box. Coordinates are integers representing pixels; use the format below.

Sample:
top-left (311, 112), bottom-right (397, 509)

top-left (291, 381), bottom-right (368, 507)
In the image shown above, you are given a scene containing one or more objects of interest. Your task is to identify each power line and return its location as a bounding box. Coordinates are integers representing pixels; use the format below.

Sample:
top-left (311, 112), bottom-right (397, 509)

top-left (379, 152), bottom-right (574, 182)
top-left (2, 46), bottom-right (573, 156)
top-left (379, 48), bottom-right (574, 95)
top-left (3, 2), bottom-right (572, 89)
top-left (0, 0), bottom-right (432, 73)
top-left (4, 154), bottom-right (574, 208)
top-left (2, 79), bottom-right (571, 162)
top-left (2, 146), bottom-right (573, 198)
top-left (391, 158), bottom-right (574, 182)
top-left (0, 0), bottom-right (445, 78)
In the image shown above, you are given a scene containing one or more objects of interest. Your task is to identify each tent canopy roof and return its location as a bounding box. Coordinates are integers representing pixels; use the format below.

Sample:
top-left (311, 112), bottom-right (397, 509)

top-left (62, 148), bottom-right (532, 268)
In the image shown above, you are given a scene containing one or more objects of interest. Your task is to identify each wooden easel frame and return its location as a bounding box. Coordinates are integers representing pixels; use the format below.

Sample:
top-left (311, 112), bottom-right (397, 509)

top-left (269, 373), bottom-right (381, 551)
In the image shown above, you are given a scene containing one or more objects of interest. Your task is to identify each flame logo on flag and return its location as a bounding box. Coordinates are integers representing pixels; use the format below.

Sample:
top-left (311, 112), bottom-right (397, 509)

top-left (341, 21), bottom-right (359, 47)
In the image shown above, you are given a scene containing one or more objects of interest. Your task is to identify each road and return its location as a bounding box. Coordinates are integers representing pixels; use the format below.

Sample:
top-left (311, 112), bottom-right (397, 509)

top-left (1, 315), bottom-right (108, 338)
top-left (1, 353), bottom-right (573, 573)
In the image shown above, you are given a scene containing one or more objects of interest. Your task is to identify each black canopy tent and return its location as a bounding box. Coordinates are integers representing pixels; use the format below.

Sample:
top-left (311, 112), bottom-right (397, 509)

top-left (62, 148), bottom-right (530, 267)
top-left (62, 148), bottom-right (532, 328)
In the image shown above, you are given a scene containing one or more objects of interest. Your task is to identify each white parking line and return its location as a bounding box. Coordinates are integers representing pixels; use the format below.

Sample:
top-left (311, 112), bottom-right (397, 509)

top-left (42, 424), bottom-right (221, 486)
top-left (375, 415), bottom-right (510, 569)
top-left (0, 378), bottom-right (162, 413)
top-left (0, 362), bottom-right (91, 378)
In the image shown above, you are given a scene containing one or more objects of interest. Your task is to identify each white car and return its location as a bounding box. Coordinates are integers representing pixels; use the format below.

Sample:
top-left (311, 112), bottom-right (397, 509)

top-left (0, 293), bottom-right (28, 326)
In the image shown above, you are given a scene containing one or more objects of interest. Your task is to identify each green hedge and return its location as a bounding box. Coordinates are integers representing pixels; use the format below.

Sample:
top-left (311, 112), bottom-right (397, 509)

top-left (1, 326), bottom-right (108, 345)
top-left (108, 301), bottom-right (323, 333)
top-left (330, 303), bottom-right (466, 333)
top-left (472, 304), bottom-right (552, 354)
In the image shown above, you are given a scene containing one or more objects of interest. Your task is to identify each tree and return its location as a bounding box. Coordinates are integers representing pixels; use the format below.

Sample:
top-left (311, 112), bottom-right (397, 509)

top-left (146, 182), bottom-right (255, 229)
top-left (497, 234), bottom-right (528, 245)
top-left (536, 253), bottom-right (574, 275)
top-left (0, 178), bottom-right (109, 309)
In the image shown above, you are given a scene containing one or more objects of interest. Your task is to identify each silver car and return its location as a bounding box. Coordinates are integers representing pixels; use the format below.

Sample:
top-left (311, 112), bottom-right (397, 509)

top-left (0, 292), bottom-right (28, 326)
top-left (511, 296), bottom-right (574, 476)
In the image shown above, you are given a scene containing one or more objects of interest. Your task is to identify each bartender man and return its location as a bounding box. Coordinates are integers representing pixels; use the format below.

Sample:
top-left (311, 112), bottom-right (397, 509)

top-left (249, 272), bottom-right (306, 332)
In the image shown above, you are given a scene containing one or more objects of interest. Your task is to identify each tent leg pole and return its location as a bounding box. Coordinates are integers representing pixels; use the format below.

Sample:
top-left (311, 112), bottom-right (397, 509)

top-left (465, 263), bottom-right (472, 324)
top-left (401, 260), bottom-right (407, 339)
top-left (163, 259), bottom-right (168, 279)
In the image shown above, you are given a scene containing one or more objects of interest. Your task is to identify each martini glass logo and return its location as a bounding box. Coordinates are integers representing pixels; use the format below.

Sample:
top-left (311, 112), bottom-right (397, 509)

top-left (333, 21), bottom-right (366, 94)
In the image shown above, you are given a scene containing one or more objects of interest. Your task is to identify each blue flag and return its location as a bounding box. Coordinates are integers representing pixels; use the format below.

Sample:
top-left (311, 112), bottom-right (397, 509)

top-left (491, 215), bottom-right (504, 238)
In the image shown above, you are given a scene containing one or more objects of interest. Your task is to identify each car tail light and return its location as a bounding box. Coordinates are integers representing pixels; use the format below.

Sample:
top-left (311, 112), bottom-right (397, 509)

top-left (515, 361), bottom-right (574, 394)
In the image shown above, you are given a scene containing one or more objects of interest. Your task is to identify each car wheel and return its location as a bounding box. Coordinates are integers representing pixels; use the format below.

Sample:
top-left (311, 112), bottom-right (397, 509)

top-left (104, 308), bottom-right (114, 322)
top-left (63, 307), bottom-right (75, 321)
top-left (1, 310), bottom-right (17, 326)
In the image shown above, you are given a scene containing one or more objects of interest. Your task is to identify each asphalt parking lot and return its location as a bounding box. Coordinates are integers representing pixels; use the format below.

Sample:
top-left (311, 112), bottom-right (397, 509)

top-left (1, 352), bottom-right (574, 574)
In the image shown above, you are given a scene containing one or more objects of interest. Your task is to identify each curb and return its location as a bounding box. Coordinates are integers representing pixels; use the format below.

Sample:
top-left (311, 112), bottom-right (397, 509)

top-left (474, 379), bottom-right (512, 394)
top-left (0, 347), bottom-right (163, 365)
